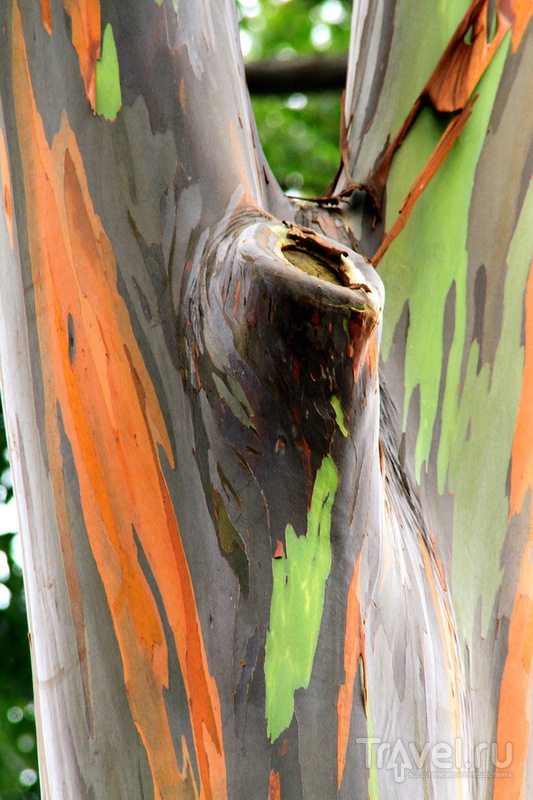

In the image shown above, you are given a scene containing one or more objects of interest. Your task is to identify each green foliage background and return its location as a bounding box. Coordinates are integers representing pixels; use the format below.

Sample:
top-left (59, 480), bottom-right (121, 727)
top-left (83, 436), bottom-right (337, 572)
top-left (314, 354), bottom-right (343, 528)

top-left (0, 1), bottom-right (348, 795)
top-left (0, 403), bottom-right (39, 800)
top-left (239, 0), bottom-right (350, 195)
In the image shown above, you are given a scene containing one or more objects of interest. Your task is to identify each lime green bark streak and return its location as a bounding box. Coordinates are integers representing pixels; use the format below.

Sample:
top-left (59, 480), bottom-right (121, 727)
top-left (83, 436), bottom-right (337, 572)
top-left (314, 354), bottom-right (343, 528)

top-left (265, 455), bottom-right (339, 741)
top-left (95, 24), bottom-right (122, 121)
top-left (380, 37), bottom-right (510, 483)
top-left (331, 395), bottom-right (349, 437)
top-left (449, 183), bottom-right (533, 634)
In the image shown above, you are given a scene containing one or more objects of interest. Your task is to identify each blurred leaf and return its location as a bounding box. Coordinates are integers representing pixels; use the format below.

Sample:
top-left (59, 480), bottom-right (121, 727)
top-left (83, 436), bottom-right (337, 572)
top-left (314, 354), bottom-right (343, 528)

top-left (238, 0), bottom-right (350, 196)
top-left (0, 401), bottom-right (39, 799)
top-left (238, 0), bottom-right (351, 61)
top-left (252, 90), bottom-right (342, 196)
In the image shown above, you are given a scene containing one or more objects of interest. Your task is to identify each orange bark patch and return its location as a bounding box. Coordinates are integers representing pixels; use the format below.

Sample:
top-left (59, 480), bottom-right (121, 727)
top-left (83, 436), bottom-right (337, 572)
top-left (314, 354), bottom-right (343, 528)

top-left (510, 256), bottom-right (533, 516)
top-left (268, 770), bottom-right (281, 800)
top-left (39, 0), bottom-right (53, 33)
top-left (337, 554), bottom-right (363, 788)
top-left (12, 5), bottom-right (226, 799)
top-left (495, 256), bottom-right (533, 800)
top-left (430, 0), bottom-right (532, 106)
top-left (511, 0), bottom-right (532, 51)
top-left (366, 331), bottom-right (379, 374)
top-left (0, 128), bottom-right (13, 249)
top-left (493, 582), bottom-right (533, 800)
top-left (63, 0), bottom-right (101, 110)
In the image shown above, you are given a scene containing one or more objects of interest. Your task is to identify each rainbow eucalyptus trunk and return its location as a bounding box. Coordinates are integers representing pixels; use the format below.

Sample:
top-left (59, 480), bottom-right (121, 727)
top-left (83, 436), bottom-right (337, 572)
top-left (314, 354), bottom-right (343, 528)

top-left (0, 2), bottom-right (531, 800)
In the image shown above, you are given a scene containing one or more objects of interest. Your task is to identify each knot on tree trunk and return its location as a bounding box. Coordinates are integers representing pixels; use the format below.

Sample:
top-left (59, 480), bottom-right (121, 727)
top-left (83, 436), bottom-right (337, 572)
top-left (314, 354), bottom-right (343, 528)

top-left (178, 206), bottom-right (383, 568)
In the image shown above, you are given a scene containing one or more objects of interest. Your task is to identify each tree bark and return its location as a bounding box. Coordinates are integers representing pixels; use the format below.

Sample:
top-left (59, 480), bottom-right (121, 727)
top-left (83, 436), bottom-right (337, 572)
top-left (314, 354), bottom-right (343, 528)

top-left (0, 1), bottom-right (531, 799)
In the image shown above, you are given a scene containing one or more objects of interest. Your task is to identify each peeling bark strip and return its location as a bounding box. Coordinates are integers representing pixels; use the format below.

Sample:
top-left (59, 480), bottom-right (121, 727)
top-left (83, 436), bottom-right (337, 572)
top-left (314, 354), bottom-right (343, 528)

top-left (425, 0), bottom-right (514, 112)
top-left (338, 0), bottom-right (532, 248)
top-left (372, 97), bottom-right (477, 265)
top-left (509, 246), bottom-right (533, 516)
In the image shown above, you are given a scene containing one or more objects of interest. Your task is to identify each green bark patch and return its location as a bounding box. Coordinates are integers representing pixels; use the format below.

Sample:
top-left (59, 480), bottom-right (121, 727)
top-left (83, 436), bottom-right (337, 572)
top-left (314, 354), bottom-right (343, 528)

top-left (95, 23), bottom-right (122, 121)
top-left (380, 36), bottom-right (510, 482)
top-left (264, 454), bottom-right (338, 741)
top-left (331, 395), bottom-right (349, 437)
top-left (379, 35), bottom-right (519, 635)
top-left (449, 181), bottom-right (533, 635)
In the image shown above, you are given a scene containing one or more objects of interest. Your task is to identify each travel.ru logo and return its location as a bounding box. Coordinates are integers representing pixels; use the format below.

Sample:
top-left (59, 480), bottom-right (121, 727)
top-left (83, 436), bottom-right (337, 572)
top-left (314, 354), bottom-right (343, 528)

top-left (355, 737), bottom-right (513, 783)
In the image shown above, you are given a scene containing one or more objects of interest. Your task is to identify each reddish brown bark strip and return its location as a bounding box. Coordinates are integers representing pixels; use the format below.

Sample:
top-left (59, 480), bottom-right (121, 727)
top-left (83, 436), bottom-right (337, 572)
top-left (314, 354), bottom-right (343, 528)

top-left (268, 770), bottom-right (281, 800)
top-left (361, 0), bottom-right (530, 213)
top-left (425, 0), bottom-right (512, 113)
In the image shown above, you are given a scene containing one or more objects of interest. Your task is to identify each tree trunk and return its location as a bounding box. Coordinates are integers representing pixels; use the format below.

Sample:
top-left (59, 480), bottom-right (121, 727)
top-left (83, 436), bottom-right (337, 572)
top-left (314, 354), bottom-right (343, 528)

top-left (0, 1), bottom-right (531, 799)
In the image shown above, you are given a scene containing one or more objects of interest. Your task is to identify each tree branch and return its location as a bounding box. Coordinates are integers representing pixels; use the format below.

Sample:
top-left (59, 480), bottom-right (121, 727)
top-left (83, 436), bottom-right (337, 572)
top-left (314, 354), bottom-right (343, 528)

top-left (245, 54), bottom-right (348, 94)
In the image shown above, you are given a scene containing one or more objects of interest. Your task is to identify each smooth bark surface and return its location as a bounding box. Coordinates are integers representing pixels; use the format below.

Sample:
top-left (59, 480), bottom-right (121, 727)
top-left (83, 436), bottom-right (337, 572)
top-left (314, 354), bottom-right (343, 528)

top-left (0, 1), bottom-right (531, 799)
